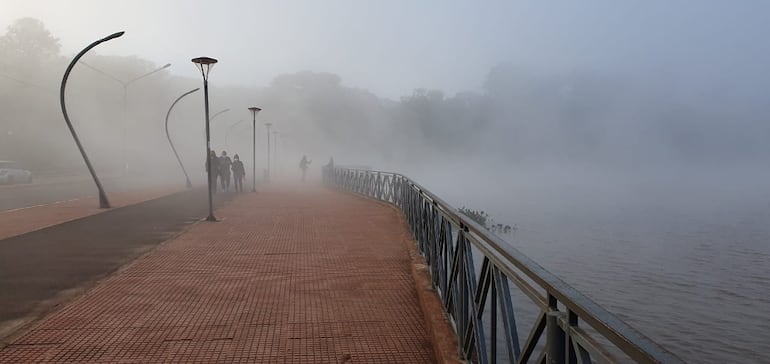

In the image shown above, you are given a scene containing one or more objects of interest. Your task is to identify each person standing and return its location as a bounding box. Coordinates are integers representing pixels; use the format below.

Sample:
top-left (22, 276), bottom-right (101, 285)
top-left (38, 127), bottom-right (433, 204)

top-left (231, 154), bottom-right (245, 192)
top-left (299, 155), bottom-right (312, 183)
top-left (206, 150), bottom-right (219, 194)
top-left (219, 150), bottom-right (232, 192)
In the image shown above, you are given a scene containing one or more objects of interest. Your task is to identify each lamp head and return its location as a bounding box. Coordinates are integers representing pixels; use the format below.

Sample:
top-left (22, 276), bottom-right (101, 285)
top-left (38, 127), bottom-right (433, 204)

top-left (103, 31), bottom-right (125, 42)
top-left (191, 57), bottom-right (217, 65)
top-left (191, 57), bottom-right (218, 80)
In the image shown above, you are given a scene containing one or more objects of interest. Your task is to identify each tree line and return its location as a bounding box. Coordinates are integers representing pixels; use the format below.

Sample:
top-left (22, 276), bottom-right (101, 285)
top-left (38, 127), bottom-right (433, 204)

top-left (2, 17), bottom-right (766, 175)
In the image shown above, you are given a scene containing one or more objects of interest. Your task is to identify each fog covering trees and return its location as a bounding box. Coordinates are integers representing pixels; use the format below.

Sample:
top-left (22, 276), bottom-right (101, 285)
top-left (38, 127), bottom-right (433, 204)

top-left (2, 17), bottom-right (768, 184)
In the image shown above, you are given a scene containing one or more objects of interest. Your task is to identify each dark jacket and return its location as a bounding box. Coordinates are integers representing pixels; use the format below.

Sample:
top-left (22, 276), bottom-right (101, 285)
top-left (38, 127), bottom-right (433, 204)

top-left (232, 160), bottom-right (245, 176)
top-left (206, 154), bottom-right (219, 174)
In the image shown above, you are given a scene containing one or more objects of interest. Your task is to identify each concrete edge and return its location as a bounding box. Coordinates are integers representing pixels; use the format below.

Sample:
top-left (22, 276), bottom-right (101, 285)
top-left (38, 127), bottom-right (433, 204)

top-left (0, 188), bottom-right (188, 242)
top-left (401, 229), bottom-right (465, 364)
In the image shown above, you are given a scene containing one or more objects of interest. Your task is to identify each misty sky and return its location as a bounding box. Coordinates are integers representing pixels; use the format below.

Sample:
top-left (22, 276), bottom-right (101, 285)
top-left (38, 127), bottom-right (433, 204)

top-left (3, 1), bottom-right (769, 99)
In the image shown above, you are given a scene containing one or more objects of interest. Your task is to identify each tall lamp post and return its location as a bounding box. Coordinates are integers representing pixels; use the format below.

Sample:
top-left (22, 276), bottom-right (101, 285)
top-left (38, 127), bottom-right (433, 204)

top-left (264, 122), bottom-right (273, 183)
top-left (272, 130), bottom-right (279, 178)
top-left (248, 107), bottom-right (262, 192)
top-left (79, 61), bottom-right (171, 174)
top-left (60, 31), bottom-right (125, 209)
top-left (165, 88), bottom-right (200, 188)
top-left (192, 56), bottom-right (218, 222)
top-left (199, 108), bottom-right (229, 148)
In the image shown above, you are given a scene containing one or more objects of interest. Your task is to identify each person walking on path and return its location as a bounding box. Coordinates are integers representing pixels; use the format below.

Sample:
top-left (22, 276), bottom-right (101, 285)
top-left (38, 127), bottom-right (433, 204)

top-left (219, 151), bottom-right (232, 192)
top-left (206, 150), bottom-right (220, 194)
top-left (299, 155), bottom-right (312, 183)
top-left (231, 154), bottom-right (245, 193)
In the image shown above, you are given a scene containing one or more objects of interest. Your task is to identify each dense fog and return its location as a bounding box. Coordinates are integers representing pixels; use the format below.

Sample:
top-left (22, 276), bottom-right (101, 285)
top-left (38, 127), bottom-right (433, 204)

top-left (1, 3), bottom-right (769, 204)
top-left (3, 2), bottom-right (770, 361)
top-left (3, 16), bottom-right (769, 187)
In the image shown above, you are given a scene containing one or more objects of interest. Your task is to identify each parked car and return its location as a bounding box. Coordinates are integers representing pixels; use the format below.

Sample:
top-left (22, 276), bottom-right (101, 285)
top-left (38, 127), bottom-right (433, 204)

top-left (0, 160), bottom-right (32, 184)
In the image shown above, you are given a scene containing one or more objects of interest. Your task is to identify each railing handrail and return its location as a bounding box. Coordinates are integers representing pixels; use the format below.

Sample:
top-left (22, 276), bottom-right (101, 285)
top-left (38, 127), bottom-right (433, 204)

top-left (325, 166), bottom-right (682, 363)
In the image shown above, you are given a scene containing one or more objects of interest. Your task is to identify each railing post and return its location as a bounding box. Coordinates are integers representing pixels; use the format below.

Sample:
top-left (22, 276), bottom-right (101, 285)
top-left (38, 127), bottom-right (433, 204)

top-left (547, 293), bottom-right (567, 364)
top-left (547, 312), bottom-right (566, 364)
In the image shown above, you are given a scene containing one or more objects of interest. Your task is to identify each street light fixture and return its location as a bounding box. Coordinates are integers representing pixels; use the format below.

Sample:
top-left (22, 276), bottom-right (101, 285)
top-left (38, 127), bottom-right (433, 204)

top-left (60, 31), bottom-right (125, 209)
top-left (79, 61), bottom-right (171, 174)
top-left (264, 122), bottom-right (273, 183)
top-left (210, 108), bottom-right (230, 122)
top-left (1, 72), bottom-right (53, 93)
top-left (248, 107), bottom-right (261, 192)
top-left (165, 88), bottom-right (200, 189)
top-left (197, 108), bottom-right (229, 147)
top-left (192, 56), bottom-right (218, 222)
top-left (225, 120), bottom-right (247, 150)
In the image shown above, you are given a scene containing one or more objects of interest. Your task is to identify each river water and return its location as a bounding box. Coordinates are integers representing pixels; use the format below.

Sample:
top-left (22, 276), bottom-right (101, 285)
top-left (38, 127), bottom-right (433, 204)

top-left (410, 164), bottom-right (770, 363)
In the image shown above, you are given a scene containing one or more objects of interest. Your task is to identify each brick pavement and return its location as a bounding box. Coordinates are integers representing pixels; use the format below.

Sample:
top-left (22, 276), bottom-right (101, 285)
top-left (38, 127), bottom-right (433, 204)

top-left (0, 187), bottom-right (437, 363)
top-left (0, 187), bottom-right (181, 241)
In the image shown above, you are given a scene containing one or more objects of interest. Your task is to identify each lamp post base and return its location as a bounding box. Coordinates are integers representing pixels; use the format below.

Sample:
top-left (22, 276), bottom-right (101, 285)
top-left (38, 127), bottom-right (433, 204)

top-left (206, 215), bottom-right (218, 222)
top-left (98, 192), bottom-right (111, 209)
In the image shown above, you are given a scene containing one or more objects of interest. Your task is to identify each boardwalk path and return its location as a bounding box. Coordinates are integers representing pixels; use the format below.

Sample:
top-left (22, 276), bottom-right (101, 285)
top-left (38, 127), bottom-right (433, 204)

top-left (0, 187), bottom-right (435, 363)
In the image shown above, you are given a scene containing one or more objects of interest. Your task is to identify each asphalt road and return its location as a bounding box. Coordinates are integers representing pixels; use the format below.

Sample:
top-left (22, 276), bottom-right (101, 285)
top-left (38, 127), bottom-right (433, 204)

top-left (0, 178), bottom-right (95, 212)
top-left (0, 175), bottom-right (196, 212)
top-left (0, 188), bottom-right (236, 340)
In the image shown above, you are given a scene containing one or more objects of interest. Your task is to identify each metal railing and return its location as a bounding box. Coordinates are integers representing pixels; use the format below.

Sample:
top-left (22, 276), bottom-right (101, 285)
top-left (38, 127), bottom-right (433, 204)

top-left (323, 166), bottom-right (683, 364)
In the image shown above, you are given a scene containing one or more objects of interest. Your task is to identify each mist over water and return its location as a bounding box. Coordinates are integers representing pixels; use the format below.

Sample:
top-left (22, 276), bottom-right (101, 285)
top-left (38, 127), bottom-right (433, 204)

top-left (2, 1), bottom-right (770, 361)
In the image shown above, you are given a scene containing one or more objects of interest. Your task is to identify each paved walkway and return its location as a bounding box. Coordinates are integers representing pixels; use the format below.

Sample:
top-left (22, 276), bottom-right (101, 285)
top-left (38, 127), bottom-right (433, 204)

top-left (0, 187), bottom-right (436, 363)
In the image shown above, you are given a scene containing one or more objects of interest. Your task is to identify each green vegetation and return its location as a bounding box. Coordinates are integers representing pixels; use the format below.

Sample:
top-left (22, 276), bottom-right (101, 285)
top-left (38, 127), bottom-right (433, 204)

top-left (458, 206), bottom-right (515, 235)
top-left (458, 207), bottom-right (489, 227)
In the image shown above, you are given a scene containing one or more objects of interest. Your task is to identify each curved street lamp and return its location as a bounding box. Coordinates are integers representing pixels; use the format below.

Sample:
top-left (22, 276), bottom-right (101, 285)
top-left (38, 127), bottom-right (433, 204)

top-left (210, 108), bottom-right (230, 122)
top-left (165, 88), bottom-right (200, 189)
top-left (248, 107), bottom-right (261, 192)
top-left (60, 31), bottom-right (125, 209)
top-left (1, 72), bottom-right (53, 92)
top-left (192, 56), bottom-right (218, 222)
top-left (225, 120), bottom-right (247, 150)
top-left (79, 61), bottom-right (171, 174)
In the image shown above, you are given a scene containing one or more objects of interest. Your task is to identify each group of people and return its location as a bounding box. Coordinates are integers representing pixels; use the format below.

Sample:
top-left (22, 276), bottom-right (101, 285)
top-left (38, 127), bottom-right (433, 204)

top-left (206, 150), bottom-right (246, 193)
top-left (205, 151), bottom-right (315, 191)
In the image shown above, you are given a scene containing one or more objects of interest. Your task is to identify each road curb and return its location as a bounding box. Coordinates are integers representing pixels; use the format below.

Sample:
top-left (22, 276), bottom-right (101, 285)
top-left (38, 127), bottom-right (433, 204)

top-left (0, 188), bottom-right (185, 241)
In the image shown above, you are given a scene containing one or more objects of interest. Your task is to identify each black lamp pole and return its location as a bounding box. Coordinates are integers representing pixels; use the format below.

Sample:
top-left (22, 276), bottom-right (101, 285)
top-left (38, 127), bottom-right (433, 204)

top-left (60, 31), bottom-right (125, 209)
top-left (192, 57), bottom-right (218, 222)
top-left (265, 122), bottom-right (272, 183)
top-left (248, 107), bottom-right (261, 192)
top-left (165, 88), bottom-right (200, 188)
